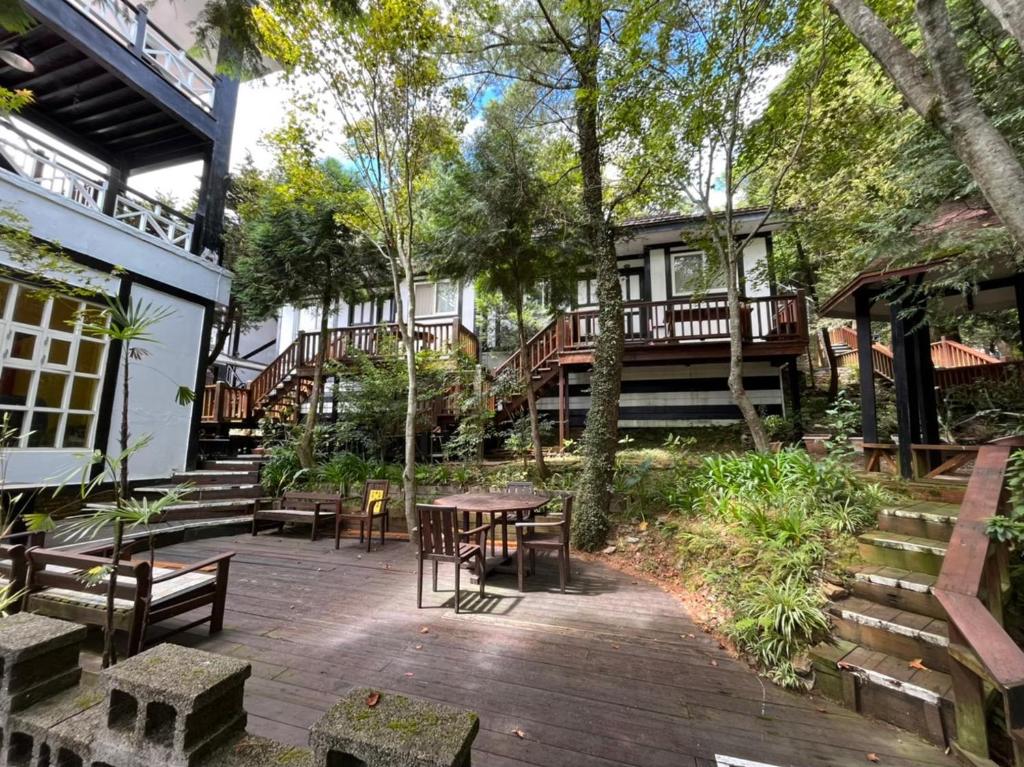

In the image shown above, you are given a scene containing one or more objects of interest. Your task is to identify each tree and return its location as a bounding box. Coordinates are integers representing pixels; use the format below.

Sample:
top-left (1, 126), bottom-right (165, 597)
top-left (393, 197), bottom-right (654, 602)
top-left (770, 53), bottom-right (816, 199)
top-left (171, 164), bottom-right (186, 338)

top-left (427, 88), bottom-right (583, 477)
top-left (252, 0), bottom-right (463, 539)
top-left (466, 0), bottom-right (652, 550)
top-left (827, 0), bottom-right (1024, 250)
top-left (232, 143), bottom-right (386, 469)
top-left (635, 0), bottom-right (815, 452)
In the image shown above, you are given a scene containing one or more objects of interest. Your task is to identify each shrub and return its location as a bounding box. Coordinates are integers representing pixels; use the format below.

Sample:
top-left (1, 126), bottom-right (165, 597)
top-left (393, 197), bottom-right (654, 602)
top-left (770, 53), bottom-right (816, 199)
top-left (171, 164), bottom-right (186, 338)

top-left (670, 448), bottom-right (886, 685)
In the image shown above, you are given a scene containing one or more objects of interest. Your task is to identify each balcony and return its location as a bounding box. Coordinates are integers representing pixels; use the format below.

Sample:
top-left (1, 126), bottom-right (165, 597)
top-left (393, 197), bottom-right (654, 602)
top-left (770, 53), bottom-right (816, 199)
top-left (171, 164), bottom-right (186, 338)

top-left (65, 0), bottom-right (216, 112)
top-left (0, 119), bottom-right (201, 257)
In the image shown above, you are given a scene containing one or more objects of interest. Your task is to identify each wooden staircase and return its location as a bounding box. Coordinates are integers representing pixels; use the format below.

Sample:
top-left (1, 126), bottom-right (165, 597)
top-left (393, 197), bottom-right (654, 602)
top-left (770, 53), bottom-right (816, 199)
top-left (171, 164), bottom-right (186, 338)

top-left (203, 321), bottom-right (480, 426)
top-left (813, 443), bottom-right (1024, 766)
top-left (491, 318), bottom-right (564, 422)
top-left (828, 325), bottom-right (1016, 388)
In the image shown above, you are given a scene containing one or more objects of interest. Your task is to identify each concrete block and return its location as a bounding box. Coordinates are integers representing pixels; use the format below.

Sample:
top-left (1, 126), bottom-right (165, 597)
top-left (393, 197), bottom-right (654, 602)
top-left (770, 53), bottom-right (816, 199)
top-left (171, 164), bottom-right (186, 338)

top-left (310, 689), bottom-right (479, 767)
top-left (0, 614), bottom-right (85, 714)
top-left (99, 643), bottom-right (251, 767)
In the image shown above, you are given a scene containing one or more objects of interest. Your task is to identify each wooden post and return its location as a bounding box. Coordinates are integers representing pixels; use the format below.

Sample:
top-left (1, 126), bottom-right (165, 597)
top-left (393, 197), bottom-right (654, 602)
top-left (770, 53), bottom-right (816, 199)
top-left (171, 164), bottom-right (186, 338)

top-left (907, 298), bottom-right (940, 475)
top-left (101, 163), bottom-right (128, 217)
top-left (132, 6), bottom-right (148, 54)
top-left (787, 358), bottom-right (803, 435)
top-left (890, 296), bottom-right (917, 479)
top-left (558, 363), bottom-right (568, 450)
top-left (948, 629), bottom-right (990, 763)
top-left (1015, 276), bottom-right (1024, 351)
top-left (854, 290), bottom-right (878, 444)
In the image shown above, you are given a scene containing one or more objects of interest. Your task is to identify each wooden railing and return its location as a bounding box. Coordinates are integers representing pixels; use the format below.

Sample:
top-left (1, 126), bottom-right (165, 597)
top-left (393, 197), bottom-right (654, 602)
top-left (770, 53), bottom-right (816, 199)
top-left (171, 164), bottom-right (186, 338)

top-left (562, 293), bottom-right (808, 350)
top-left (934, 359), bottom-right (1024, 389)
top-left (201, 383), bottom-right (250, 424)
top-left (933, 439), bottom-right (1024, 766)
top-left (248, 320), bottom-right (479, 414)
top-left (828, 324), bottom-right (860, 350)
top-left (931, 337), bottom-right (1001, 369)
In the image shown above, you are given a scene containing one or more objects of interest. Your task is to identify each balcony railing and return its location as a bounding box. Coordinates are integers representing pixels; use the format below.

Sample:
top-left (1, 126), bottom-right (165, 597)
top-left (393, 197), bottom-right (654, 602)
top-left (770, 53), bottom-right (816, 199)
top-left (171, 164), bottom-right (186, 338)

top-left (0, 119), bottom-right (203, 257)
top-left (65, 0), bottom-right (216, 111)
top-left (564, 294), bottom-right (808, 350)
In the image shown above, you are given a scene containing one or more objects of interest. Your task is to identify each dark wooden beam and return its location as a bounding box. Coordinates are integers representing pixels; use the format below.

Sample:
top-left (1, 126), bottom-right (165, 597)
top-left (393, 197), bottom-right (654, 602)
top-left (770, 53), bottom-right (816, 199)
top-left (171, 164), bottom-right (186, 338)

top-left (1016, 276), bottom-right (1024, 350)
top-left (20, 0), bottom-right (216, 141)
top-left (64, 98), bottom-right (156, 127)
top-left (890, 296), bottom-right (917, 479)
top-left (18, 103), bottom-right (117, 165)
top-left (33, 71), bottom-right (118, 105)
top-left (855, 289), bottom-right (878, 443)
top-left (86, 111), bottom-right (172, 139)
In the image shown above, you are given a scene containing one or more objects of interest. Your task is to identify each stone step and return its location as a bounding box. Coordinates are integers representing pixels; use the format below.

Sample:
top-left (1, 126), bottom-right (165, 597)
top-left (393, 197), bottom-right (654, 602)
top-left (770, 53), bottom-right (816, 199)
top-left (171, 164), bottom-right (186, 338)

top-left (810, 639), bottom-right (953, 746)
top-left (136, 483), bottom-right (263, 501)
top-left (849, 565), bottom-right (944, 620)
top-left (172, 468), bottom-right (260, 485)
top-left (827, 596), bottom-right (949, 672)
top-left (877, 502), bottom-right (960, 542)
top-left (857, 530), bottom-right (948, 576)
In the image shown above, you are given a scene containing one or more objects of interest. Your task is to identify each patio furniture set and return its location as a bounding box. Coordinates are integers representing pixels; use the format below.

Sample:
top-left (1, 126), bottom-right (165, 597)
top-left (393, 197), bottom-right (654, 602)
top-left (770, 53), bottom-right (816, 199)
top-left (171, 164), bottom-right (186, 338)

top-left (0, 478), bottom-right (570, 660)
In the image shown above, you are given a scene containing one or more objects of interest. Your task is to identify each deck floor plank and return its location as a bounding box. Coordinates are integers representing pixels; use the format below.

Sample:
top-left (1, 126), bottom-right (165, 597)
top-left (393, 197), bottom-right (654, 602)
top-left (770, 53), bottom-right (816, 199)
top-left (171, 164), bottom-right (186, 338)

top-left (151, 532), bottom-right (954, 767)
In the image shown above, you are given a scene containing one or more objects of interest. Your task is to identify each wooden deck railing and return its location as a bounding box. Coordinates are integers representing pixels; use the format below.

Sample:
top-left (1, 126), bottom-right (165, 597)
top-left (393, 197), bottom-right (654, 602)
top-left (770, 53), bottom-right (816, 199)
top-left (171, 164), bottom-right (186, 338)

top-left (201, 383), bottom-right (250, 424)
top-left (831, 324), bottom-right (1000, 371)
top-left (828, 324), bottom-right (860, 350)
top-left (246, 319), bottom-right (479, 417)
top-left (933, 439), bottom-right (1024, 766)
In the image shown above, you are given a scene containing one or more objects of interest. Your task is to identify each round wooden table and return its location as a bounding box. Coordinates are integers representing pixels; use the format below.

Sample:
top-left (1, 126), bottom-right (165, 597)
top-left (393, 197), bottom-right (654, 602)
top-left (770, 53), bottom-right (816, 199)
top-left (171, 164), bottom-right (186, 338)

top-left (433, 492), bottom-right (551, 566)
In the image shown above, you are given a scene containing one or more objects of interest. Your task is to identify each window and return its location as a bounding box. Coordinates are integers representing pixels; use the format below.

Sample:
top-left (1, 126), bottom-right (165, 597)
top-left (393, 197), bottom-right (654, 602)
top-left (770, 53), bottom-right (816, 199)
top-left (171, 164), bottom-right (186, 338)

top-left (670, 248), bottom-right (724, 296)
top-left (414, 281), bottom-right (458, 316)
top-left (351, 300), bottom-right (376, 326)
top-left (0, 280), bottom-right (109, 449)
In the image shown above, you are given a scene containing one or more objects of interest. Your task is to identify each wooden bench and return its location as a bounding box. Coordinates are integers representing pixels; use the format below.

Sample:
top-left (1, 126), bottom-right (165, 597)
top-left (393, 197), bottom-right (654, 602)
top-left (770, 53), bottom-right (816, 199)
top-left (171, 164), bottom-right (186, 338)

top-left (863, 442), bottom-right (898, 473)
top-left (252, 491), bottom-right (341, 541)
top-left (911, 443), bottom-right (980, 481)
top-left (23, 546), bottom-right (233, 656)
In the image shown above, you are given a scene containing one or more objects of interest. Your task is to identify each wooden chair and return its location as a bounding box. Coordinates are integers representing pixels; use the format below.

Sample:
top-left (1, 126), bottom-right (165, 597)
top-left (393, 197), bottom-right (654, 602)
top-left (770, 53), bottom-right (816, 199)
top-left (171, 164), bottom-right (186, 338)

top-left (515, 493), bottom-right (573, 593)
top-left (336, 479), bottom-right (390, 552)
top-left (503, 482), bottom-right (536, 494)
top-left (416, 504), bottom-right (488, 614)
top-left (23, 545), bottom-right (233, 656)
top-left (252, 491), bottom-right (341, 541)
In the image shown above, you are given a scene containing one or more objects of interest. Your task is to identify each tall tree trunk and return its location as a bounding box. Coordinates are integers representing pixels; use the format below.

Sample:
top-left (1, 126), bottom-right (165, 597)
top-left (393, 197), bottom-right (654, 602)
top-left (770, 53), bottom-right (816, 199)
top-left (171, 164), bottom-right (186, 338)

top-left (515, 292), bottom-right (547, 478)
top-left (829, 0), bottom-right (1024, 249)
top-left (572, 30), bottom-right (623, 551)
top-left (401, 259), bottom-right (419, 547)
top-left (297, 293), bottom-right (332, 469)
top-left (724, 244), bottom-right (770, 451)
top-left (977, 0), bottom-right (1024, 50)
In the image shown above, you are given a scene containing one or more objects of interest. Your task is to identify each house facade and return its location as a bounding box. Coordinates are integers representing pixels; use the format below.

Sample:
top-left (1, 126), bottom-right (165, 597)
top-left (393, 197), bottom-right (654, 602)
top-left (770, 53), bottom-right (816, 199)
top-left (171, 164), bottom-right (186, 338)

top-left (262, 208), bottom-right (808, 442)
top-left (0, 0), bottom-right (239, 484)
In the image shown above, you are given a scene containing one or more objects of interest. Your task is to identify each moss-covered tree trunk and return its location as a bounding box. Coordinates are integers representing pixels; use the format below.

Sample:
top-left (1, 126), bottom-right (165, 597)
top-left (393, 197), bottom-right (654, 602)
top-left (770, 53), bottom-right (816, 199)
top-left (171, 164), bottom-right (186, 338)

top-left (571, 21), bottom-right (623, 551)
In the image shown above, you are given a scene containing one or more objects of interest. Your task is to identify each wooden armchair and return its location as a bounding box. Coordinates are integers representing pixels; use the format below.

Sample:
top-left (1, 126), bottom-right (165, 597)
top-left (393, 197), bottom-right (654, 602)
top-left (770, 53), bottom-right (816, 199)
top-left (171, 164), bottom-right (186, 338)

top-left (336, 479), bottom-right (390, 552)
top-left (515, 493), bottom-right (573, 593)
top-left (24, 545), bottom-right (233, 656)
top-left (416, 504), bottom-right (488, 614)
top-left (252, 491), bottom-right (341, 541)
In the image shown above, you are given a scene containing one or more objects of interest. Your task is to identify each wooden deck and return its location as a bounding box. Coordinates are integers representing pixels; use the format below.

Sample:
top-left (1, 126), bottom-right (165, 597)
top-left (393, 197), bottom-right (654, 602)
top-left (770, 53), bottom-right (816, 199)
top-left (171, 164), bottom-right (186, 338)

top-left (149, 532), bottom-right (954, 767)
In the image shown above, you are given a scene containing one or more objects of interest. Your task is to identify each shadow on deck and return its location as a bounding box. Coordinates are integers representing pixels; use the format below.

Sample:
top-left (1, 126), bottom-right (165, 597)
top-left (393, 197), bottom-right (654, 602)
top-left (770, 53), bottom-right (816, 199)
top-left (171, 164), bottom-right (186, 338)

top-left (133, 532), bottom-right (952, 767)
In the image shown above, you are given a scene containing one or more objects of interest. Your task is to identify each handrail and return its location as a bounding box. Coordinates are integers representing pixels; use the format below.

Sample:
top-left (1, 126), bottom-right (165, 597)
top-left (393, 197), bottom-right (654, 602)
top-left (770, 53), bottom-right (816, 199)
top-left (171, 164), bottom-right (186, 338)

top-left (931, 337), bottom-right (1000, 369)
top-left (65, 0), bottom-right (216, 110)
top-left (829, 324), bottom-right (860, 350)
top-left (933, 440), bottom-right (1024, 763)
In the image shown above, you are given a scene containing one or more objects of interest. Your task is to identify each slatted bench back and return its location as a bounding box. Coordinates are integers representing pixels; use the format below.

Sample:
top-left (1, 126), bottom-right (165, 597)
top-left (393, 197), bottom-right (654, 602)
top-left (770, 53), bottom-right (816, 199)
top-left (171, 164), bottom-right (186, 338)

top-left (281, 491), bottom-right (341, 511)
top-left (26, 549), bottom-right (149, 601)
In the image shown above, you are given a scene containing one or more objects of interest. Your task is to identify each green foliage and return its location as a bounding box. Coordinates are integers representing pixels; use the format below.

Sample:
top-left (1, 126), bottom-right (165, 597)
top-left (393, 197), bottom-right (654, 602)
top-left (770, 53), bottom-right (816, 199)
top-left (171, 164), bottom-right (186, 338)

top-left (987, 450), bottom-right (1024, 546)
top-left (824, 390), bottom-right (860, 456)
top-left (673, 449), bottom-right (886, 684)
top-left (762, 414), bottom-right (801, 444)
top-left (939, 377), bottom-right (1024, 443)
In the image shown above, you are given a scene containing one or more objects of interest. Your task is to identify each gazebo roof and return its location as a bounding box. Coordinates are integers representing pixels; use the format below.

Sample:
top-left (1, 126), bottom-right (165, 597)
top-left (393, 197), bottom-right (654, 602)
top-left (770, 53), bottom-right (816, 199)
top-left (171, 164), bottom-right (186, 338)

top-left (820, 202), bottom-right (1020, 320)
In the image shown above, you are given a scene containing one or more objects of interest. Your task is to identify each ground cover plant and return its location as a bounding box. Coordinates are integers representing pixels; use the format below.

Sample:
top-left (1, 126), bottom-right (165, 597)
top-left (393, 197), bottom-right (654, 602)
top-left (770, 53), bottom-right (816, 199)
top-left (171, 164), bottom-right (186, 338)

top-left (612, 448), bottom-right (889, 687)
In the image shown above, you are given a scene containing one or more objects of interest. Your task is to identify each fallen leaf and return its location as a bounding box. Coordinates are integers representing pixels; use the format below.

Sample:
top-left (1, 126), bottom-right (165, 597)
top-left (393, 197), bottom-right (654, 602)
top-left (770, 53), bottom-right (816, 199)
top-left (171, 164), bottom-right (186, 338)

top-left (638, 521), bottom-right (648, 532)
top-left (603, 545), bottom-right (617, 555)
top-left (405, 672), bottom-right (415, 677)
top-left (866, 754), bottom-right (880, 763)
top-left (611, 644), bottom-right (620, 650)
top-left (908, 659), bottom-right (929, 671)
top-left (710, 660), bottom-right (719, 667)
top-left (366, 692), bottom-right (380, 708)
top-left (415, 644), bottom-right (423, 650)
top-left (512, 728), bottom-right (525, 739)
top-left (419, 626), bottom-right (430, 634)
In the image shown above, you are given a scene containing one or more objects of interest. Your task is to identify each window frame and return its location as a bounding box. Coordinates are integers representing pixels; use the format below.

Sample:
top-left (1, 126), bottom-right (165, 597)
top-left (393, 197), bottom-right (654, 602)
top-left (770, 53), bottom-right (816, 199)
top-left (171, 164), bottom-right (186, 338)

top-left (413, 280), bottom-right (459, 318)
top-left (0, 279), bottom-right (109, 450)
top-left (669, 247), bottom-right (726, 297)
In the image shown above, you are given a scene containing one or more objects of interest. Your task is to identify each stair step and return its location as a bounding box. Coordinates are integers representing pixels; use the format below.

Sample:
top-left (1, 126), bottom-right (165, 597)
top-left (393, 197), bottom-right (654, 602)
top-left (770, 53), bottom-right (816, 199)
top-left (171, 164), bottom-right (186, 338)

top-left (858, 531), bottom-right (948, 575)
top-left (172, 469), bottom-right (260, 484)
top-left (827, 596), bottom-right (949, 671)
top-left (810, 641), bottom-right (953, 745)
top-left (849, 565), bottom-right (944, 620)
top-left (878, 502), bottom-right (959, 541)
top-left (137, 484), bottom-right (262, 500)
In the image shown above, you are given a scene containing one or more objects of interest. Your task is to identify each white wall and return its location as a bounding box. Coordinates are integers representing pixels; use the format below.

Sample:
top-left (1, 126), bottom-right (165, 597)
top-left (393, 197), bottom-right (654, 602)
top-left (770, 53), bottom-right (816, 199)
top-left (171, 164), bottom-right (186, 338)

top-left (0, 174), bottom-right (231, 306)
top-left (105, 286), bottom-right (205, 482)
